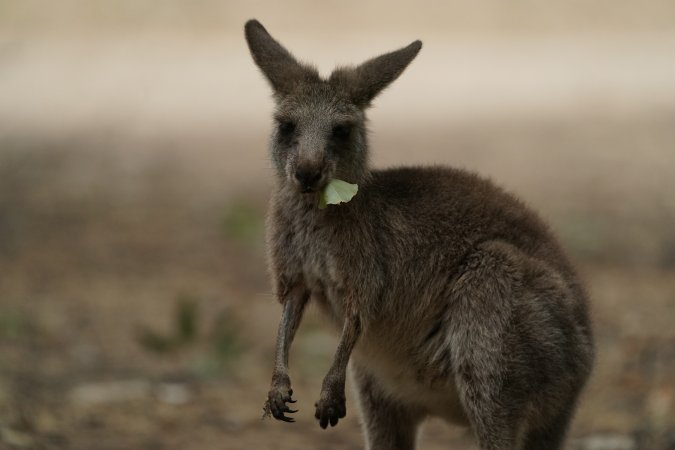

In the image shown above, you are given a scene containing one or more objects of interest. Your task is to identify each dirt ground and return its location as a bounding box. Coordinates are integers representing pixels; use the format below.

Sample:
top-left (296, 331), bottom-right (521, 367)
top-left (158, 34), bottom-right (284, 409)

top-left (1, 3), bottom-right (675, 449)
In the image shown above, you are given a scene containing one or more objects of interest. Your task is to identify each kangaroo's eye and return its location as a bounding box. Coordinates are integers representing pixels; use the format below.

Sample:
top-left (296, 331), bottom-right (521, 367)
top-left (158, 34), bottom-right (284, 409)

top-left (332, 123), bottom-right (352, 140)
top-left (278, 120), bottom-right (296, 136)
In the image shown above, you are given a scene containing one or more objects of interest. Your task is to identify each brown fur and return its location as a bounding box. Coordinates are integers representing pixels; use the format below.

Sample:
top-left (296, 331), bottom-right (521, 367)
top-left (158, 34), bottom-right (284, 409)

top-left (246, 19), bottom-right (594, 450)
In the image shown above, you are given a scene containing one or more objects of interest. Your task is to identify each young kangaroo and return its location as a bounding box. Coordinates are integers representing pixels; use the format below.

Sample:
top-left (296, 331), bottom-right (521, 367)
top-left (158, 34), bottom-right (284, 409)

top-left (245, 19), bottom-right (594, 450)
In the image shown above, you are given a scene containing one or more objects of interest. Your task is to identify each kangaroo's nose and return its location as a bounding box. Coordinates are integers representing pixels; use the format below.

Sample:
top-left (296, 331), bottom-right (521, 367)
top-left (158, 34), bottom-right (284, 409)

top-left (295, 168), bottom-right (323, 192)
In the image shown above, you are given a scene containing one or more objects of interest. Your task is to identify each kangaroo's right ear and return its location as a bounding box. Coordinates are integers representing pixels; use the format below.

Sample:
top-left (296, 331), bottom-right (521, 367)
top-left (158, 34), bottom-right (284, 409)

top-left (245, 20), bottom-right (319, 96)
top-left (330, 40), bottom-right (422, 107)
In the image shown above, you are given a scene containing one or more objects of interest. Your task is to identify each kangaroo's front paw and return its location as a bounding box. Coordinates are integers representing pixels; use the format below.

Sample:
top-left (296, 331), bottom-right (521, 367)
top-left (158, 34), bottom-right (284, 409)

top-left (314, 389), bottom-right (346, 429)
top-left (265, 385), bottom-right (297, 422)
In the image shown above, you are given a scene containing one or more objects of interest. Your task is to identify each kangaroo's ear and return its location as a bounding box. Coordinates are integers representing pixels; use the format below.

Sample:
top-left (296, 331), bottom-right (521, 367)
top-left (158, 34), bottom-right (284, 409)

top-left (330, 40), bottom-right (422, 107)
top-left (245, 20), bottom-right (319, 96)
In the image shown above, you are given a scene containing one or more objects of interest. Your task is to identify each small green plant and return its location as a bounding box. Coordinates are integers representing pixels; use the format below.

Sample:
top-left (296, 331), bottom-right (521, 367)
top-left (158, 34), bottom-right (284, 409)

top-left (190, 310), bottom-right (243, 378)
top-left (0, 309), bottom-right (28, 341)
top-left (210, 311), bottom-right (242, 362)
top-left (222, 201), bottom-right (264, 245)
top-left (136, 295), bottom-right (244, 378)
top-left (137, 295), bottom-right (199, 354)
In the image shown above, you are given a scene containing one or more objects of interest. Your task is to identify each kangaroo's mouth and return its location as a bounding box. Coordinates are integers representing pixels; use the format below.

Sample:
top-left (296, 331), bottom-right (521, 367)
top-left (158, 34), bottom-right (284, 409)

top-left (293, 173), bottom-right (328, 194)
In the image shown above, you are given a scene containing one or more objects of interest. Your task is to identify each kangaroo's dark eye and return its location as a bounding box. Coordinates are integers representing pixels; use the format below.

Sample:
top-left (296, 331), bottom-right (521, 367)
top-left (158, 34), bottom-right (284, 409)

top-left (278, 120), bottom-right (296, 136)
top-left (332, 123), bottom-right (352, 140)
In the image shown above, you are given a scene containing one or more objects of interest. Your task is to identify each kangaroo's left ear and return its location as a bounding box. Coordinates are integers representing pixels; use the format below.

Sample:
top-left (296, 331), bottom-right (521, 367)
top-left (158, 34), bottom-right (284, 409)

top-left (329, 40), bottom-right (422, 107)
top-left (245, 19), bottom-right (320, 96)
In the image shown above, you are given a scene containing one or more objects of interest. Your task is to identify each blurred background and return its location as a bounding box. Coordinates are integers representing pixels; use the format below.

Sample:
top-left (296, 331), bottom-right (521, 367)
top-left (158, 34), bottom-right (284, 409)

top-left (1, 1), bottom-right (674, 449)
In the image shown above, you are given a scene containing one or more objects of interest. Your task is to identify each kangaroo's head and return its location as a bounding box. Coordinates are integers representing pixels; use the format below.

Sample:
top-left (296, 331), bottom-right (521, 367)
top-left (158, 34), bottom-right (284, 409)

top-left (245, 20), bottom-right (421, 194)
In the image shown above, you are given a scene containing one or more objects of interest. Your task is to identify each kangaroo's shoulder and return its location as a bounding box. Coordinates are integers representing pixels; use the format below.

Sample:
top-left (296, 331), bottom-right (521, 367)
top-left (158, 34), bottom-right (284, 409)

top-left (371, 164), bottom-right (485, 184)
top-left (367, 165), bottom-right (518, 208)
top-left (365, 165), bottom-right (562, 260)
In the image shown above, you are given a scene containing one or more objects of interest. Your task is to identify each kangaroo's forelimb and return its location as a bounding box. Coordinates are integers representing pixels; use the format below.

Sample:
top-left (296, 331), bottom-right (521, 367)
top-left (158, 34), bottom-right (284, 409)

top-left (265, 284), bottom-right (309, 422)
top-left (315, 309), bottom-right (361, 428)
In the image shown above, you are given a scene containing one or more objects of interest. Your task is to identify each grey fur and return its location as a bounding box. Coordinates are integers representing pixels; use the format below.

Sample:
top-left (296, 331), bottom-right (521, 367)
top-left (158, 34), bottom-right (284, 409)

top-left (246, 19), bottom-right (594, 450)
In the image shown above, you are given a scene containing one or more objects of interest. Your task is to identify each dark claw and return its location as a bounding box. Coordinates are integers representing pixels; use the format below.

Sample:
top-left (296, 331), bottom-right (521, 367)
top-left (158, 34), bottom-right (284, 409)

top-left (268, 386), bottom-right (298, 423)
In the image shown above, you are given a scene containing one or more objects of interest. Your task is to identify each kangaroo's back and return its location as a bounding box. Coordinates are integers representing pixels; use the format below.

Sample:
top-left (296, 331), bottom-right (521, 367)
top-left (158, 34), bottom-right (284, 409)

top-left (366, 165), bottom-right (573, 270)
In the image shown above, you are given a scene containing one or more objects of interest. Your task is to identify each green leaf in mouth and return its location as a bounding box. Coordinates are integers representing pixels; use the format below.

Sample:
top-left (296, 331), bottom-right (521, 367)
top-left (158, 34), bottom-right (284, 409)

top-left (318, 179), bottom-right (358, 209)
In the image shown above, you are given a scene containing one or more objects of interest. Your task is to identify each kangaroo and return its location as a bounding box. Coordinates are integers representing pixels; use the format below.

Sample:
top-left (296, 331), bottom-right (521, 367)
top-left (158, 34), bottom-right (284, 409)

top-left (245, 19), bottom-right (594, 450)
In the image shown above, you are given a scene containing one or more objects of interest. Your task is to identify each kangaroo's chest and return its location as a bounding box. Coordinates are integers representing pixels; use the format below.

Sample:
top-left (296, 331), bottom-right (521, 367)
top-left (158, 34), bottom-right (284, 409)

top-left (286, 219), bottom-right (348, 319)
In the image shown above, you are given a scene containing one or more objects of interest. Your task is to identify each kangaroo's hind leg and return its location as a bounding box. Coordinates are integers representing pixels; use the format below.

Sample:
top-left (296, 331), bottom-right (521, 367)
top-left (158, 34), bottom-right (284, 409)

top-left (351, 364), bottom-right (424, 450)
top-left (447, 241), bottom-right (538, 450)
top-left (448, 240), bottom-right (591, 450)
top-left (520, 384), bottom-right (584, 450)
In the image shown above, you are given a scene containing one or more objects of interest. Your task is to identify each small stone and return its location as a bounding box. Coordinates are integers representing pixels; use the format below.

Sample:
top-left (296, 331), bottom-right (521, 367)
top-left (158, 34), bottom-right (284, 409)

top-left (69, 380), bottom-right (151, 405)
top-left (155, 383), bottom-right (191, 405)
top-left (0, 426), bottom-right (34, 448)
top-left (574, 433), bottom-right (636, 450)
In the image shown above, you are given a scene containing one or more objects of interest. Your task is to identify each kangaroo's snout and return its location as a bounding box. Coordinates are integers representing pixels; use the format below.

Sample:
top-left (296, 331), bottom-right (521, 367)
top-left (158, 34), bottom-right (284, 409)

top-left (294, 166), bottom-right (325, 193)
